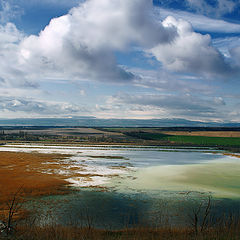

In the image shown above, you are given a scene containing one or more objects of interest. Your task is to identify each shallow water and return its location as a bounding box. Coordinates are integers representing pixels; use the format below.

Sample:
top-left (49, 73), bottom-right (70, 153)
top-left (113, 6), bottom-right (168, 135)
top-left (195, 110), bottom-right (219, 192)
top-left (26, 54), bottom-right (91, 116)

top-left (0, 144), bottom-right (237, 194)
top-left (1, 144), bottom-right (240, 228)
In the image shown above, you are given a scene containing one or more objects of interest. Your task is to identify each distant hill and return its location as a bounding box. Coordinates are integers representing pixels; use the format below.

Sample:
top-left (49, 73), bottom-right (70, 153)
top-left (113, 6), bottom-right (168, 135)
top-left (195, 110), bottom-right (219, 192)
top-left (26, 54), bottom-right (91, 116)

top-left (0, 117), bottom-right (239, 127)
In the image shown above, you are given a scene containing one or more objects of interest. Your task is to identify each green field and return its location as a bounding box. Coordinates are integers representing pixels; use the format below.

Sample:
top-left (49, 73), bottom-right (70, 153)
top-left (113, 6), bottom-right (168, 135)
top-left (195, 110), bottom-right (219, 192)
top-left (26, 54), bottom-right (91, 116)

top-left (167, 135), bottom-right (240, 146)
top-left (124, 132), bottom-right (240, 147)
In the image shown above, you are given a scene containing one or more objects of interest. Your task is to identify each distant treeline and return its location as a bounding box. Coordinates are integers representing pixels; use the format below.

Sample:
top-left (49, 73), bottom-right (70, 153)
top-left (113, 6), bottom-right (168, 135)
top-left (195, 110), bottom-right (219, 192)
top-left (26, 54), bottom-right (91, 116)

top-left (1, 126), bottom-right (240, 131)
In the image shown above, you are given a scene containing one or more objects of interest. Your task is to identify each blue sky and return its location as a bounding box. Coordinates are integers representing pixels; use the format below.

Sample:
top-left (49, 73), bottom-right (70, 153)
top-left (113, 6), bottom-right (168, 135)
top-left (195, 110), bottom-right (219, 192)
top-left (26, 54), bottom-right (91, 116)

top-left (0, 0), bottom-right (240, 122)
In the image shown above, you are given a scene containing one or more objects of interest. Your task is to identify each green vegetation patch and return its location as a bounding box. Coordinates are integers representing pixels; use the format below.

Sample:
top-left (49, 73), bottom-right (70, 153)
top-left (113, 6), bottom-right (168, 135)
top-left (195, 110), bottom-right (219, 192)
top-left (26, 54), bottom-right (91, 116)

top-left (167, 135), bottom-right (240, 147)
top-left (124, 131), bottom-right (240, 147)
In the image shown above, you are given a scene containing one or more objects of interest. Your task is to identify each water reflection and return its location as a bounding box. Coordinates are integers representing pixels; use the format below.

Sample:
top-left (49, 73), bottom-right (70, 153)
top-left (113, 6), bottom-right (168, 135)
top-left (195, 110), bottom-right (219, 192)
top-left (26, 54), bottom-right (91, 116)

top-left (1, 144), bottom-right (240, 228)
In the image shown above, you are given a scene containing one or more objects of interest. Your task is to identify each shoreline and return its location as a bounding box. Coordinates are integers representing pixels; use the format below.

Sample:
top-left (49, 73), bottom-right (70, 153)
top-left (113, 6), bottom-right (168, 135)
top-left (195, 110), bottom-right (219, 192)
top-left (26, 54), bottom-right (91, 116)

top-left (0, 144), bottom-right (239, 239)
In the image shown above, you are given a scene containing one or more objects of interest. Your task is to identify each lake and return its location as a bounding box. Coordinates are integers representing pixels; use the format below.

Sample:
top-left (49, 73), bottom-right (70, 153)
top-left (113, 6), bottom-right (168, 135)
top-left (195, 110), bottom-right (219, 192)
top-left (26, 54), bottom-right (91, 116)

top-left (1, 144), bottom-right (239, 228)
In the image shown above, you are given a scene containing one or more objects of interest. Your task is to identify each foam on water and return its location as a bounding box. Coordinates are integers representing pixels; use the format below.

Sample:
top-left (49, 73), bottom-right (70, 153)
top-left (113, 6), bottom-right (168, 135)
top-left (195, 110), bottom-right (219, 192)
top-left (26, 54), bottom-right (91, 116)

top-left (67, 176), bottom-right (110, 187)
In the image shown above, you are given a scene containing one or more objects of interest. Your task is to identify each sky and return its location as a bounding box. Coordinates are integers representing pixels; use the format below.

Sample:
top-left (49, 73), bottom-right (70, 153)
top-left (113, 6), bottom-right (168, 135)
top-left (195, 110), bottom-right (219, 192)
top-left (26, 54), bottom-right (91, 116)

top-left (0, 0), bottom-right (240, 122)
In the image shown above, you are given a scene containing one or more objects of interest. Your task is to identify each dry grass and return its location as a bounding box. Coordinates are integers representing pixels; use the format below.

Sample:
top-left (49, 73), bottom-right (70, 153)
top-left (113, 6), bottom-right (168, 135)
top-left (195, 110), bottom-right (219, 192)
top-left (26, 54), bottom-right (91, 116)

top-left (163, 131), bottom-right (240, 138)
top-left (0, 150), bottom-right (120, 204)
top-left (0, 151), bottom-right (239, 239)
top-left (0, 151), bottom-right (77, 230)
top-left (222, 152), bottom-right (240, 158)
top-left (7, 224), bottom-right (240, 240)
top-left (0, 151), bottom-right (73, 204)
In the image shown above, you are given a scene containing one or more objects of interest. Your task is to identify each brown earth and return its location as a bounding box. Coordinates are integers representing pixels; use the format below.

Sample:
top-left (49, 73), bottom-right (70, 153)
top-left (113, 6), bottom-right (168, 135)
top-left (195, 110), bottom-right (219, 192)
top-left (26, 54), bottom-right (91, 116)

top-left (2, 127), bottom-right (124, 137)
top-left (222, 152), bottom-right (240, 158)
top-left (0, 151), bottom-right (73, 204)
top-left (0, 151), bottom-right (113, 221)
top-left (163, 131), bottom-right (240, 137)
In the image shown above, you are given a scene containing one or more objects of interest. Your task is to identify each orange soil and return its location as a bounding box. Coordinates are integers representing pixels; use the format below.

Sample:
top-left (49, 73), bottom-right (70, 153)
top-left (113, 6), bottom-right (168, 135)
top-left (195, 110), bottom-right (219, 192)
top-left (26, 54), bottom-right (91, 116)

top-left (222, 152), bottom-right (240, 158)
top-left (0, 151), bottom-right (114, 220)
top-left (0, 151), bottom-right (73, 203)
top-left (163, 131), bottom-right (240, 137)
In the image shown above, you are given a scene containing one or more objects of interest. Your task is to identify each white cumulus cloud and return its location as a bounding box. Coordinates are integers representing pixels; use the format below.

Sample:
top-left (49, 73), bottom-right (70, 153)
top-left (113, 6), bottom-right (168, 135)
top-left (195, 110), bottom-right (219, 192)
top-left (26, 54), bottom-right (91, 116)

top-left (155, 7), bottom-right (240, 33)
top-left (18, 0), bottom-right (176, 83)
top-left (0, 0), bottom-right (238, 90)
top-left (148, 16), bottom-right (233, 77)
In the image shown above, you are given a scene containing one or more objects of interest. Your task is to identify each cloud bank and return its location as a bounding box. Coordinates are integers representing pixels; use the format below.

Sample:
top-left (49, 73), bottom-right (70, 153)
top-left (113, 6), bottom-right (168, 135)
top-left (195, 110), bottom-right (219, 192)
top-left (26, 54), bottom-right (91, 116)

top-left (0, 0), bottom-right (238, 87)
top-left (0, 96), bottom-right (88, 116)
top-left (0, 0), bottom-right (239, 120)
top-left (149, 16), bottom-right (233, 77)
top-left (18, 0), bottom-right (176, 83)
top-left (108, 92), bottom-right (220, 117)
top-left (155, 7), bottom-right (240, 33)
